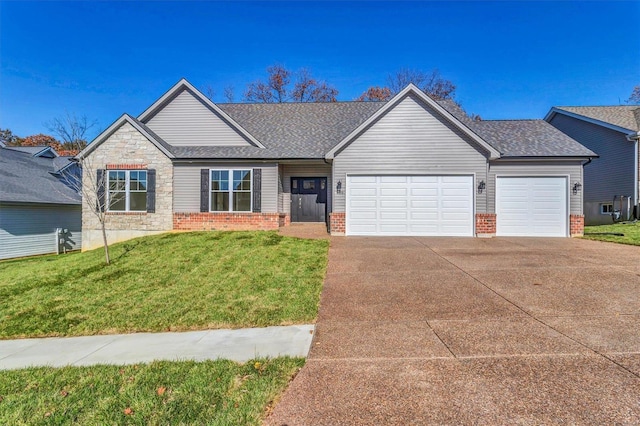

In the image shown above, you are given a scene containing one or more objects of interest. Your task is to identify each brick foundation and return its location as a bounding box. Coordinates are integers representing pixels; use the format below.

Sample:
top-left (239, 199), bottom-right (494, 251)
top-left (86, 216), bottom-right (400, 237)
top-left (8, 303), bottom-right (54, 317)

top-left (570, 214), bottom-right (584, 237)
top-left (173, 212), bottom-right (284, 231)
top-left (330, 212), bottom-right (345, 234)
top-left (278, 214), bottom-right (291, 227)
top-left (475, 213), bottom-right (496, 237)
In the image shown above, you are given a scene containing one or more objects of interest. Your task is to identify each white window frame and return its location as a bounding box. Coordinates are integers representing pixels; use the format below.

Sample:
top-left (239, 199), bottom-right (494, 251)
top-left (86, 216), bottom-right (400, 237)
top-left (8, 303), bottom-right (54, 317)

top-left (209, 169), bottom-right (252, 212)
top-left (107, 170), bottom-right (148, 212)
top-left (600, 203), bottom-right (613, 215)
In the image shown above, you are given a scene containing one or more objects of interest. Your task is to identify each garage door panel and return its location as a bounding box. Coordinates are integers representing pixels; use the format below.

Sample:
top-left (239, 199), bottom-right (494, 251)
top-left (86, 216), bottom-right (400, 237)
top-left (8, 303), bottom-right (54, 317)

top-left (346, 175), bottom-right (473, 236)
top-left (497, 177), bottom-right (567, 237)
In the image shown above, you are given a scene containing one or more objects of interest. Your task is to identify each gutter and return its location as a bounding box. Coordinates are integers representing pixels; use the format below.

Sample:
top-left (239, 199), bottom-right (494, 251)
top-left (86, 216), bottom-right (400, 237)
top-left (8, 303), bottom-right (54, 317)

top-left (627, 132), bottom-right (640, 212)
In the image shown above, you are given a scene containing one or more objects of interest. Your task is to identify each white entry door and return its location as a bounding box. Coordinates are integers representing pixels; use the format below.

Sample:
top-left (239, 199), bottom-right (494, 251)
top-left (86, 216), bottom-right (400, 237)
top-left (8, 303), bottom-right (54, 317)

top-left (496, 176), bottom-right (568, 237)
top-left (346, 175), bottom-right (474, 236)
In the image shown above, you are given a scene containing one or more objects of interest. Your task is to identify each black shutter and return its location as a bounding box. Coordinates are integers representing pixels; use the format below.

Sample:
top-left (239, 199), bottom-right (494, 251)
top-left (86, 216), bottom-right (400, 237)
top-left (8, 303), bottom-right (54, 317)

top-left (96, 169), bottom-right (106, 212)
top-left (146, 169), bottom-right (156, 213)
top-left (252, 168), bottom-right (262, 213)
top-left (200, 169), bottom-right (209, 212)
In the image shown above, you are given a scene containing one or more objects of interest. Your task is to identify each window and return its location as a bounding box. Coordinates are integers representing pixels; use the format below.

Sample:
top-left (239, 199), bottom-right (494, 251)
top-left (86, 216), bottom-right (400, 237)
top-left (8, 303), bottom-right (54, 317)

top-left (210, 169), bottom-right (251, 212)
top-left (600, 203), bottom-right (613, 214)
top-left (108, 170), bottom-right (147, 212)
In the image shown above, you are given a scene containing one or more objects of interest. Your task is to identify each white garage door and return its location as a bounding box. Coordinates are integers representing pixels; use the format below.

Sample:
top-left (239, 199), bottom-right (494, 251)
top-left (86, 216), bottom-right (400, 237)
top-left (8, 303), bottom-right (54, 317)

top-left (496, 177), bottom-right (568, 237)
top-left (346, 175), bottom-right (474, 236)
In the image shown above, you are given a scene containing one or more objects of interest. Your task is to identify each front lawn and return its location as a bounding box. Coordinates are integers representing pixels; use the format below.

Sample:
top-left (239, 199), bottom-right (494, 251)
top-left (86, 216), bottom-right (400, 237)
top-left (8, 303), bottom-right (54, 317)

top-left (0, 231), bottom-right (328, 339)
top-left (0, 357), bottom-right (303, 425)
top-left (583, 222), bottom-right (640, 246)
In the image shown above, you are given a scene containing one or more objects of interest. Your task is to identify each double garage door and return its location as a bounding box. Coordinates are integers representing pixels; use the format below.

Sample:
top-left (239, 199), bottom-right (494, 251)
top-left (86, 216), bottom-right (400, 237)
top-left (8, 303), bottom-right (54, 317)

top-left (346, 175), bottom-right (474, 236)
top-left (346, 175), bottom-right (568, 237)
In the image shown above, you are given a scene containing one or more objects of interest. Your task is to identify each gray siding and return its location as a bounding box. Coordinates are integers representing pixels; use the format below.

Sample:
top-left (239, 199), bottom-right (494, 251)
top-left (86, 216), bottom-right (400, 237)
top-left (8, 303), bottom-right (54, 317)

top-left (488, 161), bottom-right (583, 215)
top-left (548, 114), bottom-right (634, 203)
top-left (333, 93), bottom-right (488, 213)
top-left (173, 163), bottom-right (278, 213)
top-left (280, 163), bottom-right (332, 215)
top-left (146, 89), bottom-right (252, 147)
top-left (0, 203), bottom-right (82, 260)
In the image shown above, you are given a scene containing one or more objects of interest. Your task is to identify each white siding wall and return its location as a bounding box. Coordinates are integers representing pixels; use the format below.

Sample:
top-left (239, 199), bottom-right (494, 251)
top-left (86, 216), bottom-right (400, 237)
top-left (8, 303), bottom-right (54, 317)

top-left (333, 94), bottom-right (488, 213)
top-left (173, 163), bottom-right (278, 213)
top-left (146, 89), bottom-right (252, 146)
top-left (488, 161), bottom-right (583, 215)
top-left (0, 203), bottom-right (82, 260)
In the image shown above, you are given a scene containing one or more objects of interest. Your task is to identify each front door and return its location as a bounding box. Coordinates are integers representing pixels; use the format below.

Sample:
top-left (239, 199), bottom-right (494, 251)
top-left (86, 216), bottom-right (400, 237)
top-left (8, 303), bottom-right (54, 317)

top-left (291, 177), bottom-right (327, 222)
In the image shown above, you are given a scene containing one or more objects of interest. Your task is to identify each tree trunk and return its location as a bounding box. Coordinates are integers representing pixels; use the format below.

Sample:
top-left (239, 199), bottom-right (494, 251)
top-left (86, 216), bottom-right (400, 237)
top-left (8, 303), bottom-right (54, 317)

top-left (101, 220), bottom-right (110, 265)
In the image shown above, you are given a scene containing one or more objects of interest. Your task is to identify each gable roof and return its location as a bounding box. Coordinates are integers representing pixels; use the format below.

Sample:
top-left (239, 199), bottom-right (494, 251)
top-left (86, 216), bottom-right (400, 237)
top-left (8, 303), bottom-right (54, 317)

top-left (326, 84), bottom-right (502, 160)
top-left (137, 79), bottom-right (265, 149)
top-left (77, 114), bottom-right (175, 160)
top-left (546, 106), bottom-right (640, 134)
top-left (0, 147), bottom-right (81, 205)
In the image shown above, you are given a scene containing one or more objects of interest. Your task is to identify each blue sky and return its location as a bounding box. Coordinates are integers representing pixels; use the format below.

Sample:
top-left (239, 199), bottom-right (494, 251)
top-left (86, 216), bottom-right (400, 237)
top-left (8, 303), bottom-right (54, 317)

top-left (1, 1), bottom-right (638, 140)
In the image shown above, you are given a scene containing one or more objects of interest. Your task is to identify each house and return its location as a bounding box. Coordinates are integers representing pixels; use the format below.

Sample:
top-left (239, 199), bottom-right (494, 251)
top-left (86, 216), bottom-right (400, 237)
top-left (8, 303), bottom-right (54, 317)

top-left (0, 143), bottom-right (82, 259)
top-left (545, 106), bottom-right (640, 225)
top-left (76, 79), bottom-right (596, 250)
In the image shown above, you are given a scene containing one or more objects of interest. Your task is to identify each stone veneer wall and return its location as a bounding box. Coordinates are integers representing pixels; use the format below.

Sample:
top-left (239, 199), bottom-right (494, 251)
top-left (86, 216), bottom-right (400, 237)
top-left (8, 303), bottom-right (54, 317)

top-left (81, 122), bottom-right (173, 250)
top-left (570, 214), bottom-right (584, 237)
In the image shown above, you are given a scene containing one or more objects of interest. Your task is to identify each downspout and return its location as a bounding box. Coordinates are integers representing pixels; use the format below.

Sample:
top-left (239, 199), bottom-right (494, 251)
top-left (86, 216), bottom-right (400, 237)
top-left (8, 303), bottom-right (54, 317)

top-left (626, 132), bottom-right (640, 218)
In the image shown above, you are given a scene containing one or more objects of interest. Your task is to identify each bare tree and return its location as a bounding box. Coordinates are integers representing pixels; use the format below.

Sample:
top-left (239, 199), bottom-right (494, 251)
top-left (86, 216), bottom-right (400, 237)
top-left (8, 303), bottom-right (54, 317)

top-left (202, 84), bottom-right (216, 101)
top-left (627, 85), bottom-right (640, 105)
top-left (292, 69), bottom-right (338, 102)
top-left (246, 65), bottom-right (338, 103)
top-left (46, 112), bottom-right (97, 152)
top-left (246, 64), bottom-right (291, 103)
top-left (386, 68), bottom-right (456, 100)
top-left (48, 113), bottom-right (112, 264)
top-left (357, 86), bottom-right (392, 101)
top-left (223, 85), bottom-right (235, 103)
top-left (61, 160), bottom-right (113, 264)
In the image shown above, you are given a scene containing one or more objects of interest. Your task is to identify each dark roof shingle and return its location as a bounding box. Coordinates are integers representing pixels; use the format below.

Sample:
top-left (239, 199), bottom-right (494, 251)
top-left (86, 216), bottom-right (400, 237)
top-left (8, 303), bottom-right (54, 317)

top-left (0, 148), bottom-right (81, 204)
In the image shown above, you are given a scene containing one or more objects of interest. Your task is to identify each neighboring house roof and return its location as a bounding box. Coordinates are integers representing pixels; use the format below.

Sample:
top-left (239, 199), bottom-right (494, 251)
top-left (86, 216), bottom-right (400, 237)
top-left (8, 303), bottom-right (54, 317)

top-left (546, 106), bottom-right (640, 134)
top-left (0, 147), bottom-right (81, 205)
top-left (4, 145), bottom-right (58, 158)
top-left (472, 120), bottom-right (598, 157)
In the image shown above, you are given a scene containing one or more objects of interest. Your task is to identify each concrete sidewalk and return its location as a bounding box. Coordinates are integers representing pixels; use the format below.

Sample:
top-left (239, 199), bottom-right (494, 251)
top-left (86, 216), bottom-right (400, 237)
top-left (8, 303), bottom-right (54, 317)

top-left (0, 324), bottom-right (315, 370)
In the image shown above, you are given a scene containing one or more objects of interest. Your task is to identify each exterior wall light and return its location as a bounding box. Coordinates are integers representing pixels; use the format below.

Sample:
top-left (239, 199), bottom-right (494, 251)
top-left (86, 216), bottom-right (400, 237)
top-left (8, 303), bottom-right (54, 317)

top-left (573, 182), bottom-right (582, 194)
top-left (336, 180), bottom-right (342, 193)
top-left (477, 180), bottom-right (486, 194)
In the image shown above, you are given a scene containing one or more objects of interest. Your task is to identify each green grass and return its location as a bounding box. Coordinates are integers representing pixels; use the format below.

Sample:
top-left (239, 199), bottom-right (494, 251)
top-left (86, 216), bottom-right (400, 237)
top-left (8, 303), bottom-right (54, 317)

top-left (0, 231), bottom-right (328, 339)
top-left (583, 222), bottom-right (640, 246)
top-left (0, 357), bottom-right (304, 425)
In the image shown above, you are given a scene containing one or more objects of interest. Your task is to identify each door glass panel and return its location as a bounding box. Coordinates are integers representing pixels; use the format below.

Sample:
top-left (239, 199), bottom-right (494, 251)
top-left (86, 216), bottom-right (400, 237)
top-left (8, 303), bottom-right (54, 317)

top-left (303, 180), bottom-right (315, 190)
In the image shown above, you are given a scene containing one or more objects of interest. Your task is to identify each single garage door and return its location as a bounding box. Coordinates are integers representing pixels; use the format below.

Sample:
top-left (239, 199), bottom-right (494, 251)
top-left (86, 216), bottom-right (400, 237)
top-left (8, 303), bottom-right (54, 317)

top-left (346, 175), bottom-right (474, 236)
top-left (496, 176), bottom-right (568, 237)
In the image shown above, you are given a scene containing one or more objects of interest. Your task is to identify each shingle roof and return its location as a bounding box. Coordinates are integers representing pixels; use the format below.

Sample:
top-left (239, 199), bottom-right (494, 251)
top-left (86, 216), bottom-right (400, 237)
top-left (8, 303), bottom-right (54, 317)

top-left (471, 120), bottom-right (598, 157)
top-left (0, 147), bottom-right (81, 204)
top-left (170, 102), bottom-right (386, 159)
top-left (554, 106), bottom-right (640, 132)
top-left (4, 145), bottom-right (54, 156)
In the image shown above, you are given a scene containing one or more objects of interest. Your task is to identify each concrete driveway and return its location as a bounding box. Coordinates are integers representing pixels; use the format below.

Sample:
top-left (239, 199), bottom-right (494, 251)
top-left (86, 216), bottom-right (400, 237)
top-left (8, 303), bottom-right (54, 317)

top-left (267, 237), bottom-right (640, 425)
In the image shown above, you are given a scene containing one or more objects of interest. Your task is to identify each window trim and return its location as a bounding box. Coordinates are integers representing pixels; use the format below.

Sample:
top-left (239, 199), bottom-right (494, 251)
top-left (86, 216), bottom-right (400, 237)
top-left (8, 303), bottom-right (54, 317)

top-left (209, 168), bottom-right (253, 212)
top-left (107, 169), bottom-right (148, 212)
top-left (600, 203), bottom-right (613, 215)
